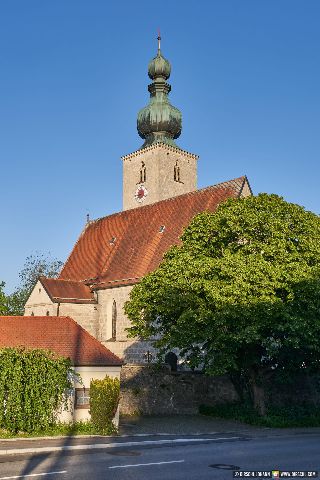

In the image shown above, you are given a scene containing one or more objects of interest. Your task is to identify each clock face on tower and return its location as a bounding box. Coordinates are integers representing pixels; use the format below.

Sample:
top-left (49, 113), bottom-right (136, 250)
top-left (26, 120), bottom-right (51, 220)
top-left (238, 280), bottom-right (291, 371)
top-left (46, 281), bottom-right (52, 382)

top-left (135, 185), bottom-right (148, 203)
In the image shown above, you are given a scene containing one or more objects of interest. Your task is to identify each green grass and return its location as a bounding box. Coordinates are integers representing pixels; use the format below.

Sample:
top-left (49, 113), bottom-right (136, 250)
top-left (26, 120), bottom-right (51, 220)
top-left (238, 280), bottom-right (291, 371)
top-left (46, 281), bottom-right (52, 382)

top-left (0, 421), bottom-right (118, 438)
top-left (199, 403), bottom-right (320, 428)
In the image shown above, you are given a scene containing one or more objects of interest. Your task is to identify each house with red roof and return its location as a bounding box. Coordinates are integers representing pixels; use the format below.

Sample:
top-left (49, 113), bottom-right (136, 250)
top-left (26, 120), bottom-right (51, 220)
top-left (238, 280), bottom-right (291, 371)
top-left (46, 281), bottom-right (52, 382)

top-left (24, 37), bottom-right (252, 364)
top-left (0, 316), bottom-right (122, 423)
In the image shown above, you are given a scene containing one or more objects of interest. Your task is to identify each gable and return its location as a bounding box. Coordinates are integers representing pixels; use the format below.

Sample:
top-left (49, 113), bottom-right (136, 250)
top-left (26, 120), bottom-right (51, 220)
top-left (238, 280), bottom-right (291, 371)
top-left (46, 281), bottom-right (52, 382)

top-left (59, 176), bottom-right (251, 288)
top-left (26, 280), bottom-right (53, 306)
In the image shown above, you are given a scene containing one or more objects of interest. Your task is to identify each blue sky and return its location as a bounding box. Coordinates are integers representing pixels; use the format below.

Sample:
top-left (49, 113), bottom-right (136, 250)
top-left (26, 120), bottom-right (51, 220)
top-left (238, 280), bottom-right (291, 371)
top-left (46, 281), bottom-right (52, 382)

top-left (1, 0), bottom-right (319, 293)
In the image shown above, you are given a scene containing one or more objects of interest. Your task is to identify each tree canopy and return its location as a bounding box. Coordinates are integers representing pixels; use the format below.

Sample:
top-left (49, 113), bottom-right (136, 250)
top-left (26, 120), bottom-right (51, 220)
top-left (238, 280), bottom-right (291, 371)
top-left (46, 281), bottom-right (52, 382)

top-left (0, 282), bottom-right (9, 315)
top-left (125, 194), bottom-right (320, 413)
top-left (6, 252), bottom-right (63, 315)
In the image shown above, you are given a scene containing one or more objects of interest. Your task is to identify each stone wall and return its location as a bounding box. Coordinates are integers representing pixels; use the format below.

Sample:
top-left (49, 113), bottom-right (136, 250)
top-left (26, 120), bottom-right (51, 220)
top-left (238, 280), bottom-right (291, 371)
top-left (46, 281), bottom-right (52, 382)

top-left (119, 365), bottom-right (239, 415)
top-left (99, 285), bottom-right (157, 364)
top-left (58, 303), bottom-right (98, 339)
top-left (119, 366), bottom-right (320, 415)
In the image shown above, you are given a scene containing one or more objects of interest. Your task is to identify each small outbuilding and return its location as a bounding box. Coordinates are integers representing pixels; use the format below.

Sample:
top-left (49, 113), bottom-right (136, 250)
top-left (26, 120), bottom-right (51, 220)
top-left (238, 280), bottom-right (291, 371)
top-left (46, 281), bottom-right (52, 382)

top-left (0, 315), bottom-right (123, 425)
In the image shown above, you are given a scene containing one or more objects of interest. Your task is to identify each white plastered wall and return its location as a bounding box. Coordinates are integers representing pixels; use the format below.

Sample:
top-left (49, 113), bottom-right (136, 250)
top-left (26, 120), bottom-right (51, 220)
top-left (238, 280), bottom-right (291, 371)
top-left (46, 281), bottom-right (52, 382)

top-left (58, 366), bottom-right (122, 426)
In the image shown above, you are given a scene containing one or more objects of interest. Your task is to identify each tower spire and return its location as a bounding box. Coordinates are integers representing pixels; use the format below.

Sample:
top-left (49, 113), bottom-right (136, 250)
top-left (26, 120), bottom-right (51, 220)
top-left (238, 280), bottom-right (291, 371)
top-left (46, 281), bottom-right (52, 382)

top-left (137, 36), bottom-right (182, 149)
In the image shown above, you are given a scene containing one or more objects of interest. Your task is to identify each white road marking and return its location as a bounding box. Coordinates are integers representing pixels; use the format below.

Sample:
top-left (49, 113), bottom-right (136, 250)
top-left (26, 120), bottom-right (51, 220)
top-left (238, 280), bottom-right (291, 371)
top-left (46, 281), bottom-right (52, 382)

top-left (0, 471), bottom-right (67, 479)
top-left (0, 436), bottom-right (241, 456)
top-left (109, 460), bottom-right (185, 469)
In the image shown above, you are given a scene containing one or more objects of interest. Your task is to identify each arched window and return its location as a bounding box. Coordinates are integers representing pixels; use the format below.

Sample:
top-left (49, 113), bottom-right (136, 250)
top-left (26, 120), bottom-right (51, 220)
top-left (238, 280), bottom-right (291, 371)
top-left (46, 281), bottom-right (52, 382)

top-left (112, 300), bottom-right (117, 340)
top-left (165, 351), bottom-right (178, 371)
top-left (46, 311), bottom-right (50, 316)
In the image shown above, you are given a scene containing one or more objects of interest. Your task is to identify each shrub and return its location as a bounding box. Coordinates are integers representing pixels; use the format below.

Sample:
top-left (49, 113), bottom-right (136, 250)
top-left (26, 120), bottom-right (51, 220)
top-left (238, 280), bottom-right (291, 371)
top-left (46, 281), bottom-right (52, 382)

top-left (199, 402), bottom-right (320, 428)
top-left (90, 376), bottom-right (120, 434)
top-left (0, 347), bottom-right (74, 433)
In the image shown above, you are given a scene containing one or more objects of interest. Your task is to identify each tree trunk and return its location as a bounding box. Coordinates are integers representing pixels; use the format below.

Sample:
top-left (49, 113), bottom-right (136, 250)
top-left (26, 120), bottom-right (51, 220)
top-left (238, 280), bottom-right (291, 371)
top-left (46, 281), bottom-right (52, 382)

top-left (230, 372), bottom-right (247, 404)
top-left (248, 368), bottom-right (266, 416)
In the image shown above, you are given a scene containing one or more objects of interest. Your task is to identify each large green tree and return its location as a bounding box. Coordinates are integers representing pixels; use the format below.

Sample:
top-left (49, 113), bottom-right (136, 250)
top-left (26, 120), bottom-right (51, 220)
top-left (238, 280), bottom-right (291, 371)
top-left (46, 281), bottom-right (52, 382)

top-left (6, 253), bottom-right (63, 315)
top-left (125, 194), bottom-right (320, 414)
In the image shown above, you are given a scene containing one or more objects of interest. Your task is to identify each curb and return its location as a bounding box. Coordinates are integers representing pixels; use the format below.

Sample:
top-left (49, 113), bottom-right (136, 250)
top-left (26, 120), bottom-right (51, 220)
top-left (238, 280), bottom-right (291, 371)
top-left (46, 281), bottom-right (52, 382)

top-left (0, 431), bottom-right (225, 443)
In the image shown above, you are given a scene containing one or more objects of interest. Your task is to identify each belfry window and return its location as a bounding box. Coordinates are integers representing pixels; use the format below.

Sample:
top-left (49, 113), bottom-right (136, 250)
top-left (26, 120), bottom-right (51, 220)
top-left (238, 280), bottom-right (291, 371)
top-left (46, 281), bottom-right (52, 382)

top-left (139, 161), bottom-right (147, 183)
top-left (112, 300), bottom-right (117, 340)
top-left (174, 160), bottom-right (181, 182)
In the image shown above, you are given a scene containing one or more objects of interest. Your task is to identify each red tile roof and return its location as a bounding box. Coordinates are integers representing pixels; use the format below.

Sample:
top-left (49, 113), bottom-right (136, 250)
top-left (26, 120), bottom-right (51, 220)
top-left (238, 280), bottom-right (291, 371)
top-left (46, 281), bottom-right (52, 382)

top-left (59, 177), bottom-right (250, 288)
top-left (39, 277), bottom-right (95, 304)
top-left (0, 316), bottom-right (122, 366)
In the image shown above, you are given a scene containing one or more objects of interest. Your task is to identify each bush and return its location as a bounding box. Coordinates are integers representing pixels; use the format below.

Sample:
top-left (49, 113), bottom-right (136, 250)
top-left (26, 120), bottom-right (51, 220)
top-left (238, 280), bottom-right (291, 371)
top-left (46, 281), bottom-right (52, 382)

top-left (199, 402), bottom-right (320, 428)
top-left (0, 347), bottom-right (74, 433)
top-left (90, 376), bottom-right (120, 434)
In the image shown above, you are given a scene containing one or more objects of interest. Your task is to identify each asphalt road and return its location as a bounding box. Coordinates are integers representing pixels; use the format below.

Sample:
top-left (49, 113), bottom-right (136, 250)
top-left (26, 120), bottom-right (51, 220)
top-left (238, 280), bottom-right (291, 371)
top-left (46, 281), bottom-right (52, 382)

top-left (0, 433), bottom-right (319, 480)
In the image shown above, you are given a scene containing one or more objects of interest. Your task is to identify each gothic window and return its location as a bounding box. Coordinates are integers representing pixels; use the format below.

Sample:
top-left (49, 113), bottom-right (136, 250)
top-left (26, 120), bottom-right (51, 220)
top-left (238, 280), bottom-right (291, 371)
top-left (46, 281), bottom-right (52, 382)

top-left (174, 160), bottom-right (181, 182)
top-left (112, 300), bottom-right (117, 340)
top-left (139, 161), bottom-right (146, 183)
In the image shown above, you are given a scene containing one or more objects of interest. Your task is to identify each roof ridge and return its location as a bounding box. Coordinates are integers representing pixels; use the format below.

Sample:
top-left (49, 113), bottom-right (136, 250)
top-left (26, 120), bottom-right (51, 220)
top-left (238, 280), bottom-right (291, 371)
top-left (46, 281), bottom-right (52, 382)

top-left (84, 176), bottom-right (246, 226)
top-left (0, 315), bottom-right (72, 319)
top-left (41, 277), bottom-right (86, 284)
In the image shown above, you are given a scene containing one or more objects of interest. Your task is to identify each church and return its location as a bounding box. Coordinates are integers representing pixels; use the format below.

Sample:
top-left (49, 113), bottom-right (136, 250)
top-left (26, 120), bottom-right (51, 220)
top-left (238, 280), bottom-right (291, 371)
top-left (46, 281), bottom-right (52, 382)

top-left (24, 37), bottom-right (252, 364)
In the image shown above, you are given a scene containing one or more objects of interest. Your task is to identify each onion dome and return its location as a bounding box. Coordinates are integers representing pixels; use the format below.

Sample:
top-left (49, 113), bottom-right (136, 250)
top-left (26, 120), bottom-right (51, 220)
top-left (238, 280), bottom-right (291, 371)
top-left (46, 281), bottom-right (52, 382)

top-left (137, 34), bottom-right (182, 149)
top-left (148, 50), bottom-right (171, 80)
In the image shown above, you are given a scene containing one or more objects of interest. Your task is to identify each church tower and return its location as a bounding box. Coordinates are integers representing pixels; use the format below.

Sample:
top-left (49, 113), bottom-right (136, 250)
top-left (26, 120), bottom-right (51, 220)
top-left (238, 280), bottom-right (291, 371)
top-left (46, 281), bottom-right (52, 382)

top-left (122, 35), bottom-right (199, 211)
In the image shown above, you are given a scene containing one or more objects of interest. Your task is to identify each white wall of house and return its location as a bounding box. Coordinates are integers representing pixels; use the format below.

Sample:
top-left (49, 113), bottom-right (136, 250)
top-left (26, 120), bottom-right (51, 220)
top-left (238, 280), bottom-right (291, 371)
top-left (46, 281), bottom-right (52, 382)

top-left (58, 365), bottom-right (122, 426)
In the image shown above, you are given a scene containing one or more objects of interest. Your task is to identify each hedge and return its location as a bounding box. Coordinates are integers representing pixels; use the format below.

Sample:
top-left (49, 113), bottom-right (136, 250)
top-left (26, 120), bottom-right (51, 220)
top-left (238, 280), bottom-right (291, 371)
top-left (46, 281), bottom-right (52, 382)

top-left (90, 376), bottom-right (120, 434)
top-left (0, 347), bottom-right (74, 433)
